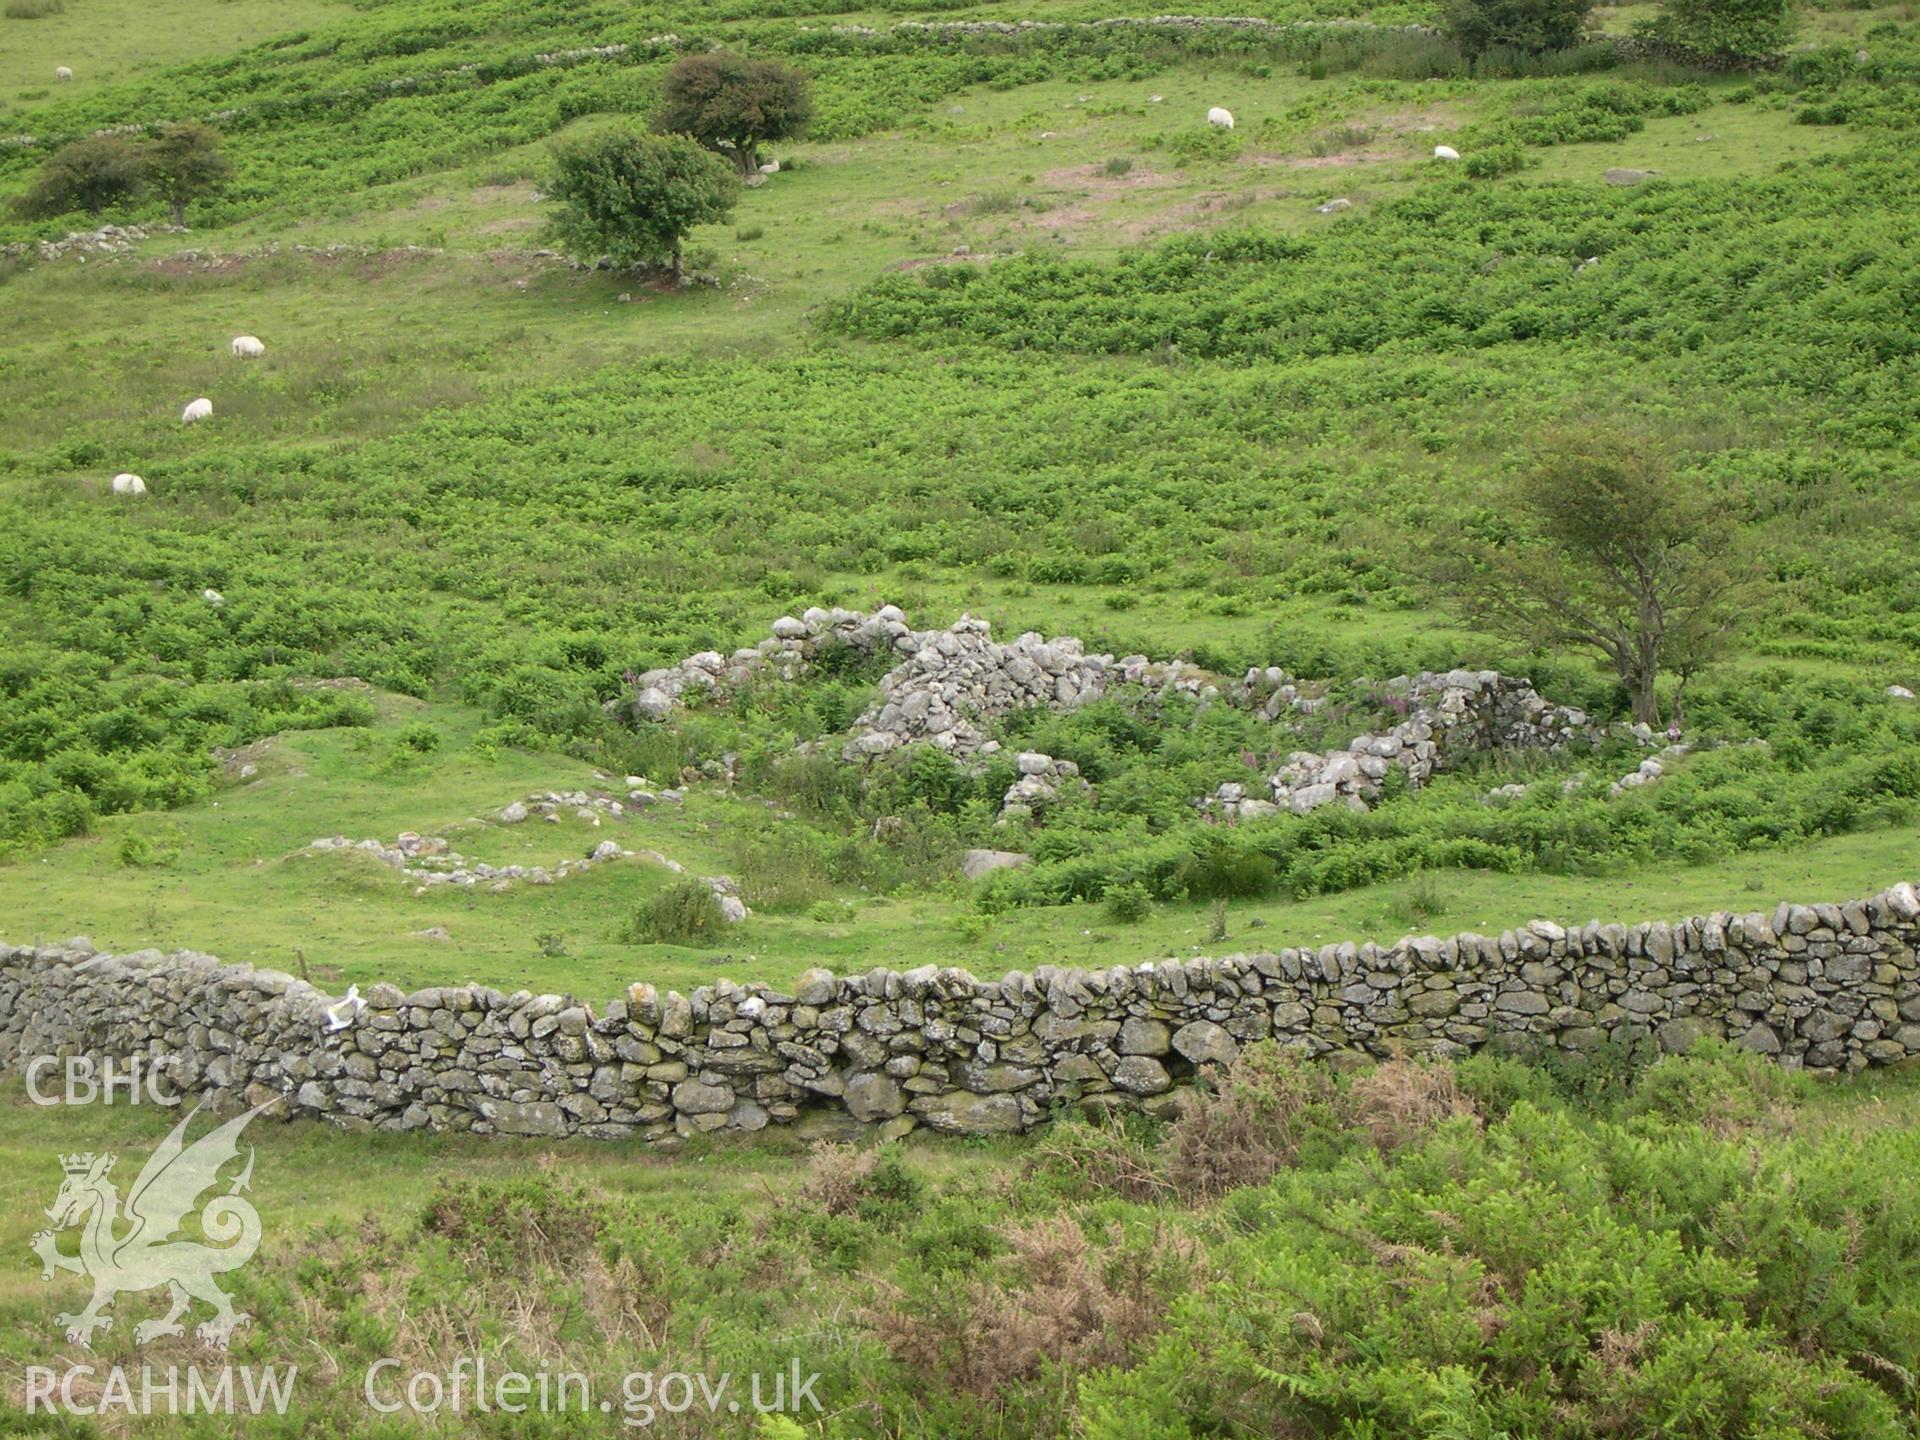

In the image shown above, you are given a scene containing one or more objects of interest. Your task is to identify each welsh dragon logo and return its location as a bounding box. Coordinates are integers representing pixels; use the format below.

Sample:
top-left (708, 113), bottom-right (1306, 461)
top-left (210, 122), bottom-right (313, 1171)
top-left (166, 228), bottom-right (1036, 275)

top-left (30, 1097), bottom-right (277, 1350)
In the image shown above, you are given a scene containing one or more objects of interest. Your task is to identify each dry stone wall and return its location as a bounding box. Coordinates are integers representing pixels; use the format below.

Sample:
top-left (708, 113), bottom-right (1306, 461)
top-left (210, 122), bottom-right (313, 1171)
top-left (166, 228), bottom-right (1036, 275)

top-left (4, 884), bottom-right (1918, 1143)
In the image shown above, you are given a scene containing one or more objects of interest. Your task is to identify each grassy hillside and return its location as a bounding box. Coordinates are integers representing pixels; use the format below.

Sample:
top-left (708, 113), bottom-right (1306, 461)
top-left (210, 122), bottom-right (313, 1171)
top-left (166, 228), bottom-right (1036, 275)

top-left (3, 0), bottom-right (1920, 1432)
top-left (3, 0), bottom-right (1919, 984)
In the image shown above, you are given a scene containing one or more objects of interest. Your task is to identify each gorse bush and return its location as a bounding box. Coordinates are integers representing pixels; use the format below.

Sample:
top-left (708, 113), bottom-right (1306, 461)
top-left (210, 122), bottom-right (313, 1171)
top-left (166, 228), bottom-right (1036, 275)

top-left (1102, 879), bottom-right (1153, 923)
top-left (188, 1048), bottom-right (1920, 1438)
top-left (624, 877), bottom-right (727, 944)
top-left (1442, 0), bottom-right (1596, 57)
top-left (1463, 137), bottom-right (1527, 175)
top-left (1636, 0), bottom-right (1802, 59)
top-left (1055, 1048), bottom-right (1920, 1440)
top-left (1163, 1043), bottom-right (1346, 1197)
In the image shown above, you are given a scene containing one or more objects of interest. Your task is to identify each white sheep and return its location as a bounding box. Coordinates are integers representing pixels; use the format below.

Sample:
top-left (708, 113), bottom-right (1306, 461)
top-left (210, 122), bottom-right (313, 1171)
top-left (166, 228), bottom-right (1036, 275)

top-left (110, 472), bottom-right (147, 497)
top-left (230, 335), bottom-right (265, 358)
top-left (201, 588), bottom-right (224, 606)
top-left (1433, 145), bottom-right (1461, 161)
top-left (1207, 106), bottom-right (1235, 130)
top-left (54, 66), bottom-right (73, 82)
top-left (181, 397), bottom-right (213, 424)
top-left (757, 160), bottom-right (780, 175)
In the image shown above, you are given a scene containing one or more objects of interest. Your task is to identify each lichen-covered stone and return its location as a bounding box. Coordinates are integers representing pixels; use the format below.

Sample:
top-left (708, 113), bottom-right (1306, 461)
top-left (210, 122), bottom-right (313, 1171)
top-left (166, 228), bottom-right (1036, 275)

top-left (2, 881), bottom-right (1914, 1145)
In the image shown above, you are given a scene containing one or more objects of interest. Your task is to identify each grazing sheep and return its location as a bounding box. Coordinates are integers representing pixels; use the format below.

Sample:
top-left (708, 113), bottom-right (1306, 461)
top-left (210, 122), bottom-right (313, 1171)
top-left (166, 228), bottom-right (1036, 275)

top-left (1433, 145), bottom-right (1461, 161)
top-left (230, 334), bottom-right (265, 358)
top-left (54, 66), bottom-right (73, 81)
top-left (201, 588), bottom-right (224, 606)
top-left (1207, 106), bottom-right (1235, 129)
top-left (111, 473), bottom-right (147, 497)
top-left (181, 397), bottom-right (213, 424)
top-left (757, 160), bottom-right (780, 175)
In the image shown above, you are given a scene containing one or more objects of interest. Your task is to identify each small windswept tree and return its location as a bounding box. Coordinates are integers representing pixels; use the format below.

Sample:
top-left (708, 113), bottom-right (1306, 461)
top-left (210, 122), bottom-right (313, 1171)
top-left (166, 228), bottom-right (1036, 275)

top-left (655, 51), bottom-right (812, 176)
top-left (1433, 430), bottom-right (1757, 728)
top-left (13, 135), bottom-right (144, 219)
top-left (142, 122), bottom-right (233, 226)
top-left (545, 128), bottom-right (739, 280)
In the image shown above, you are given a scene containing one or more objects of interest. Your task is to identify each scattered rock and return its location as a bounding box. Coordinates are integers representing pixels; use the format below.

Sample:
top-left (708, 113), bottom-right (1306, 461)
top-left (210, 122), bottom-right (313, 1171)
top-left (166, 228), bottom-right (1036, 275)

top-left (962, 848), bottom-right (1031, 881)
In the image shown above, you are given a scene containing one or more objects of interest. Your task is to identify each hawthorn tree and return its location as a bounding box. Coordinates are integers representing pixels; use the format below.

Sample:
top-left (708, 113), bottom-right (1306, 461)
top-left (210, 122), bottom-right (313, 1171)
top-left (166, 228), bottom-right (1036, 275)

top-left (142, 122), bottom-right (233, 226)
top-left (1635, 0), bottom-right (1798, 60)
top-left (13, 135), bottom-right (145, 218)
top-left (655, 51), bottom-right (812, 176)
top-left (1433, 430), bottom-right (1757, 728)
top-left (545, 128), bottom-right (739, 280)
top-left (1442, 0), bottom-right (1596, 57)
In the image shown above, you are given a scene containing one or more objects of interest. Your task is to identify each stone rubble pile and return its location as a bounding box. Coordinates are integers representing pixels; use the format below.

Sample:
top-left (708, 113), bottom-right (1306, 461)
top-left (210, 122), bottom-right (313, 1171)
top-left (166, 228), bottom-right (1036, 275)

top-left (1610, 746), bottom-right (1685, 797)
top-left (305, 832), bottom-right (635, 892)
top-left (1234, 666), bottom-right (1327, 719)
top-left (618, 607), bottom-right (1217, 757)
top-left (999, 752), bottom-right (1091, 823)
top-left (302, 788), bottom-right (735, 912)
top-left (0, 222), bottom-right (185, 264)
top-left (1485, 739), bottom-right (1769, 805)
top-left (1207, 670), bottom-right (1637, 818)
top-left (622, 605), bottom-right (915, 721)
top-left (847, 623), bottom-right (1217, 759)
top-left (495, 787), bottom-right (682, 824)
top-left (848, 619), bottom-right (1103, 757)
top-left (5, 884), bottom-right (1916, 1144)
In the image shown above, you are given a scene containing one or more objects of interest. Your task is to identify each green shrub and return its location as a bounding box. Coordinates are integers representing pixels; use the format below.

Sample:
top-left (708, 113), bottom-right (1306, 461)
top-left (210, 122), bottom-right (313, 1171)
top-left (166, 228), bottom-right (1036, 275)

top-left (396, 721), bottom-right (441, 752)
top-left (115, 828), bottom-right (179, 869)
top-left (1464, 138), bottom-right (1528, 176)
top-left (625, 878), bottom-right (727, 944)
top-left (1102, 879), bottom-right (1152, 923)
top-left (421, 1174), bottom-right (606, 1275)
top-left (12, 135), bottom-right (145, 219)
top-left (1083, 1061), bottom-right (1920, 1439)
top-left (1635, 0), bottom-right (1800, 59)
top-left (1442, 0), bottom-right (1596, 57)
top-left (1164, 1041), bottom-right (1343, 1198)
top-left (545, 128), bottom-right (739, 277)
top-left (4, 0), bottom-right (64, 17)
top-left (1306, 123), bottom-right (1374, 155)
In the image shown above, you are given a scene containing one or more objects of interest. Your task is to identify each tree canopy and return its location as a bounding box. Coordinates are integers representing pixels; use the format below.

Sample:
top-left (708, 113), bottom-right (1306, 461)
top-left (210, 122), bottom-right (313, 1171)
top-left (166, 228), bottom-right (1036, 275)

top-left (1635, 0), bottom-right (1799, 59)
top-left (655, 51), bottom-right (812, 176)
top-left (143, 122), bottom-right (233, 226)
top-left (1441, 0), bottom-right (1596, 57)
top-left (12, 135), bottom-right (145, 219)
top-left (1434, 430), bottom-right (1757, 727)
top-left (545, 128), bottom-right (739, 278)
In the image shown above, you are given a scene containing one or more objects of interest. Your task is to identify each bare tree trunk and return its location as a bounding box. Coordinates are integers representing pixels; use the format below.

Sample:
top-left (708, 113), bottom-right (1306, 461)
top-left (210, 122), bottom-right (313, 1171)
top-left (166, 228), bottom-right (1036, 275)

top-left (1629, 667), bottom-right (1661, 728)
top-left (171, 199), bottom-right (186, 226)
top-left (670, 246), bottom-right (682, 283)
